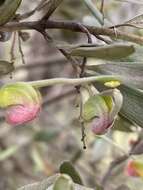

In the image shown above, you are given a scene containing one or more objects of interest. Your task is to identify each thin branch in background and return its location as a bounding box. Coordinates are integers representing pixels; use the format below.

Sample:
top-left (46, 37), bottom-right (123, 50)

top-left (93, 34), bottom-right (111, 44)
top-left (40, 23), bottom-right (92, 77)
top-left (76, 24), bottom-right (92, 149)
top-left (109, 23), bottom-right (143, 29)
top-left (39, 25), bottom-right (92, 149)
top-left (77, 23), bottom-right (92, 77)
top-left (77, 23), bottom-right (92, 44)
top-left (16, 0), bottom-right (48, 21)
top-left (18, 32), bottom-right (26, 65)
top-left (10, 32), bottom-right (17, 63)
top-left (42, 0), bottom-right (64, 20)
top-left (39, 29), bottom-right (80, 76)
top-left (101, 154), bottom-right (129, 187)
top-left (43, 89), bottom-right (76, 107)
top-left (100, 134), bottom-right (143, 187)
top-left (79, 91), bottom-right (87, 149)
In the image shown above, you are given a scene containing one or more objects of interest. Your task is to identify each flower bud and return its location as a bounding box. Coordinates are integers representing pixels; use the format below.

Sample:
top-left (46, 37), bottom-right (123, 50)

top-left (83, 89), bottom-right (123, 135)
top-left (0, 82), bottom-right (41, 126)
top-left (125, 160), bottom-right (143, 178)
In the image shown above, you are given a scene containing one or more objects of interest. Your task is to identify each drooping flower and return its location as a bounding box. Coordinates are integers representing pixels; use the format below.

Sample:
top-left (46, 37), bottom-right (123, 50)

top-left (125, 160), bottom-right (143, 178)
top-left (0, 82), bottom-right (41, 126)
top-left (83, 89), bottom-right (123, 135)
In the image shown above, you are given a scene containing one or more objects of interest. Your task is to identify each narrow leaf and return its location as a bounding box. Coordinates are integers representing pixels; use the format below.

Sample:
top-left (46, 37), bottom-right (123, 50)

top-left (42, 0), bottom-right (63, 19)
top-left (60, 161), bottom-right (83, 185)
top-left (70, 44), bottom-right (135, 60)
top-left (34, 130), bottom-right (61, 142)
top-left (87, 62), bottom-right (143, 89)
top-left (113, 116), bottom-right (133, 132)
top-left (119, 85), bottom-right (143, 128)
top-left (0, 0), bottom-right (22, 25)
top-left (0, 145), bottom-right (19, 161)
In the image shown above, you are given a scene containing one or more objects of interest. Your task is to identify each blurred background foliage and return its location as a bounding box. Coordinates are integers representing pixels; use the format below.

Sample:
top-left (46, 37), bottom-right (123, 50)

top-left (0, 0), bottom-right (143, 190)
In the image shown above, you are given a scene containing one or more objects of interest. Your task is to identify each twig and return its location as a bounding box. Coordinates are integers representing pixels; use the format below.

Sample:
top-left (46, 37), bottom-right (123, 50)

top-left (18, 32), bottom-right (26, 64)
top-left (10, 32), bottom-right (17, 63)
top-left (101, 154), bottom-right (129, 186)
top-left (100, 134), bottom-right (141, 186)
top-left (39, 30), bottom-right (79, 75)
top-left (15, 0), bottom-right (48, 21)
top-left (0, 20), bottom-right (143, 44)
top-left (43, 89), bottom-right (76, 107)
top-left (76, 24), bottom-right (92, 149)
top-left (42, 0), bottom-right (64, 20)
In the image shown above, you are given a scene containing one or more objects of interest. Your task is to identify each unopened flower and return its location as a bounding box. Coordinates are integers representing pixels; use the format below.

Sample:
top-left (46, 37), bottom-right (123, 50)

top-left (125, 160), bottom-right (143, 178)
top-left (83, 89), bottom-right (123, 135)
top-left (0, 82), bottom-right (41, 126)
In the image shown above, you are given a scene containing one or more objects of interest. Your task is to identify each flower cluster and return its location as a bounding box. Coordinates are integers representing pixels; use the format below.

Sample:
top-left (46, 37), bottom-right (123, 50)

top-left (0, 82), bottom-right (123, 134)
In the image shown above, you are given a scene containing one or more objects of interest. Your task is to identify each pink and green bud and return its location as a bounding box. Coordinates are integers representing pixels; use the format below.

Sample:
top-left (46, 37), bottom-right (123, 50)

top-left (83, 89), bottom-right (123, 135)
top-left (125, 160), bottom-right (143, 178)
top-left (0, 82), bottom-right (42, 126)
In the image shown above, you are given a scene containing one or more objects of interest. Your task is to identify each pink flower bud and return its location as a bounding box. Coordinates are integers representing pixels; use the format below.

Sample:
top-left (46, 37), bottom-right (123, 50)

top-left (125, 160), bottom-right (143, 178)
top-left (91, 113), bottom-right (113, 135)
top-left (6, 104), bottom-right (41, 125)
top-left (125, 160), bottom-right (140, 177)
top-left (83, 89), bottom-right (123, 135)
top-left (0, 82), bottom-right (42, 126)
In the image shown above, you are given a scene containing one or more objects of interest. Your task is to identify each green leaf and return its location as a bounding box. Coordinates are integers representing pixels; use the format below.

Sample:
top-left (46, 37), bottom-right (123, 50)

top-left (34, 130), bottom-right (61, 142)
top-left (0, 145), bottom-right (19, 161)
top-left (113, 116), bottom-right (133, 132)
top-left (119, 85), bottom-right (143, 128)
top-left (0, 0), bottom-right (22, 25)
top-left (86, 62), bottom-right (143, 89)
top-left (0, 60), bottom-right (14, 76)
top-left (53, 174), bottom-right (74, 190)
top-left (70, 44), bottom-right (135, 60)
top-left (60, 161), bottom-right (83, 185)
top-left (82, 0), bottom-right (105, 25)
top-left (41, 0), bottom-right (64, 18)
